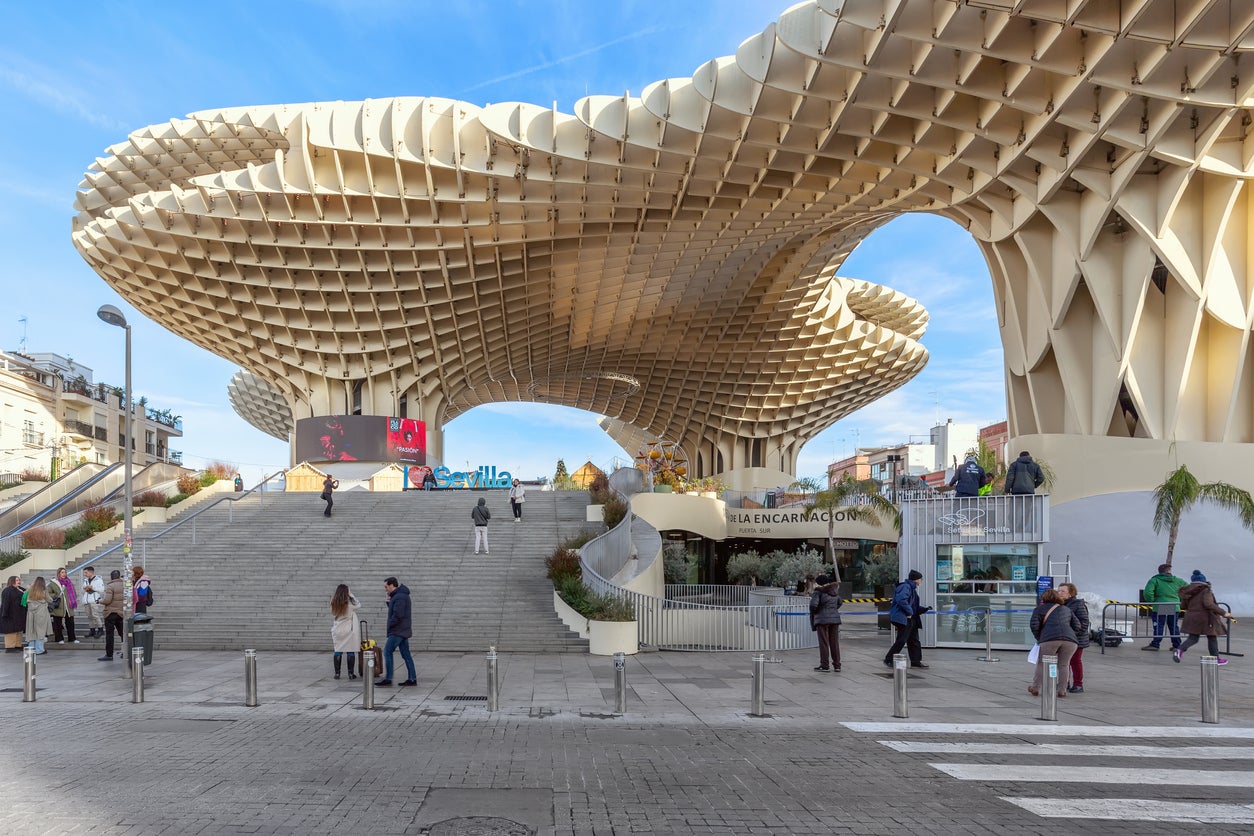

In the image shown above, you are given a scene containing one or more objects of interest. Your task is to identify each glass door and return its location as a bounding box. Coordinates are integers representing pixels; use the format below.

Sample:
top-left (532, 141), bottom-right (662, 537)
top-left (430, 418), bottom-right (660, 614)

top-left (934, 544), bottom-right (1039, 649)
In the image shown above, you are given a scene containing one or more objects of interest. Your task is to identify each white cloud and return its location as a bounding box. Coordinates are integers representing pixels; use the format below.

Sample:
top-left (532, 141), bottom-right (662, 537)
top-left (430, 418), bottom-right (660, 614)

top-left (0, 59), bottom-right (128, 132)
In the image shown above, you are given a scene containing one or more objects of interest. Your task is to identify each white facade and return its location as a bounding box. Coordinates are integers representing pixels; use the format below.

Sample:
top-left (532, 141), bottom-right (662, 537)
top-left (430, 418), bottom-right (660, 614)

top-left (930, 420), bottom-right (978, 473)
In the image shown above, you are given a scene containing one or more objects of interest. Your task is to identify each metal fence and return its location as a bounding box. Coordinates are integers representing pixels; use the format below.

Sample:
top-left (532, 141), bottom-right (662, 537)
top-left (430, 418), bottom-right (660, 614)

top-left (1099, 600), bottom-right (1241, 657)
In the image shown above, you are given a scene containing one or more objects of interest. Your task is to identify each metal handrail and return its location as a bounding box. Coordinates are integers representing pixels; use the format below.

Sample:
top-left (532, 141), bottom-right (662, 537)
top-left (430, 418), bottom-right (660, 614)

top-left (67, 470), bottom-right (288, 580)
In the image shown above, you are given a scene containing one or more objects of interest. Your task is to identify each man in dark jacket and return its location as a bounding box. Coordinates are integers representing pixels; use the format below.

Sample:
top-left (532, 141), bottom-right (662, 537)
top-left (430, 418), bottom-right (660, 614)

top-left (1005, 451), bottom-right (1045, 494)
top-left (948, 456), bottom-right (985, 497)
top-left (1, 576), bottom-right (26, 653)
top-left (883, 570), bottom-right (930, 668)
top-left (376, 576), bottom-right (417, 687)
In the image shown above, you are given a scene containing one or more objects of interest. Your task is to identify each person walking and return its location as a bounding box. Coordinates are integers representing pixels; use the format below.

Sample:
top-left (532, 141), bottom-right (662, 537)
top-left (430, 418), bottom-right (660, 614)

top-left (1058, 582), bottom-right (1090, 693)
top-left (1, 576), bottom-right (26, 653)
top-left (321, 474), bottom-right (340, 517)
top-left (132, 566), bottom-right (153, 614)
top-left (375, 577), bottom-right (416, 687)
top-left (471, 497), bottom-right (491, 554)
top-left (50, 567), bottom-right (79, 644)
top-left (98, 570), bottom-right (126, 662)
top-left (948, 455), bottom-right (985, 497)
top-left (22, 577), bottom-right (52, 655)
top-left (1174, 570), bottom-right (1231, 665)
top-left (809, 574), bottom-right (843, 672)
top-left (82, 566), bottom-right (105, 638)
top-left (508, 479), bottom-right (526, 522)
top-left (1028, 588), bottom-right (1083, 697)
top-left (1141, 563), bottom-right (1186, 652)
top-left (329, 584), bottom-right (361, 680)
top-left (1004, 451), bottom-right (1045, 494)
top-left (883, 570), bottom-right (930, 668)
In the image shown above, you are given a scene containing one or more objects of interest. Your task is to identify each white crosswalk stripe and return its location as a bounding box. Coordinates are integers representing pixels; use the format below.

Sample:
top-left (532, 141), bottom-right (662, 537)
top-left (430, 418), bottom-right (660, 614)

top-left (844, 722), bottom-right (1254, 824)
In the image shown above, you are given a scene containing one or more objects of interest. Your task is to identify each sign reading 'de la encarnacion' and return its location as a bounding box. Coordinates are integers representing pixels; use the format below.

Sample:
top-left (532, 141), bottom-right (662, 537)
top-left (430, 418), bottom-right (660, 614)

top-left (725, 508), bottom-right (891, 540)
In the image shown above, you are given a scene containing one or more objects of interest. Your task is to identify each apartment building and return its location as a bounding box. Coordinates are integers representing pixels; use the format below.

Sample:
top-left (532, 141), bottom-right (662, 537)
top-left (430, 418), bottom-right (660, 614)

top-left (0, 350), bottom-right (182, 477)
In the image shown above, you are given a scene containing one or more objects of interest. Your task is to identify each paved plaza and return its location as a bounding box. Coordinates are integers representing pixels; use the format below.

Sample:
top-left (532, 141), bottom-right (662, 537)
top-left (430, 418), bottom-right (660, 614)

top-left (1, 626), bottom-right (1252, 835)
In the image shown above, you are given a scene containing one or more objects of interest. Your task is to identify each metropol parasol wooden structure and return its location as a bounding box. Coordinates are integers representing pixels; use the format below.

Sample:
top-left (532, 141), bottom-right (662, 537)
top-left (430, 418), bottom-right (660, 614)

top-left (74, 0), bottom-right (1254, 499)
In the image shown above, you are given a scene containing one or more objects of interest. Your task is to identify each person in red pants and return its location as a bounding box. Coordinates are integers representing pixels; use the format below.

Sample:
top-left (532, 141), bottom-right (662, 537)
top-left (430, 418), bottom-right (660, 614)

top-left (1058, 582), bottom-right (1090, 693)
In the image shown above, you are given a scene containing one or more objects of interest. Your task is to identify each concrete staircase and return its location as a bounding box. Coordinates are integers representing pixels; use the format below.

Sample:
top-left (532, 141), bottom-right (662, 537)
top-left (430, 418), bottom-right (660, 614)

top-left (27, 490), bottom-right (596, 652)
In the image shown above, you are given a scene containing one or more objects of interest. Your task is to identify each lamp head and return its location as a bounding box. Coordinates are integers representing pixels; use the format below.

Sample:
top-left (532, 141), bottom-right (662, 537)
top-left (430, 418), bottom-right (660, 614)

top-left (96, 304), bottom-right (128, 329)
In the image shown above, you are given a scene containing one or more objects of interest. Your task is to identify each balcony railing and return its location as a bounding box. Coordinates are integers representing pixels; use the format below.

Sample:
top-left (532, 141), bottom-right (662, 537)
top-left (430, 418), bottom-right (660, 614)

top-left (167, 450), bottom-right (183, 465)
top-left (64, 419), bottom-right (96, 439)
top-left (22, 429), bottom-right (44, 447)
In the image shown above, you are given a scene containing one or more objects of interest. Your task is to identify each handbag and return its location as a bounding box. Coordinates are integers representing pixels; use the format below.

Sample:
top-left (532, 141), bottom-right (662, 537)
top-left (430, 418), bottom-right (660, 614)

top-left (1027, 643), bottom-right (1040, 664)
top-left (360, 619), bottom-right (383, 675)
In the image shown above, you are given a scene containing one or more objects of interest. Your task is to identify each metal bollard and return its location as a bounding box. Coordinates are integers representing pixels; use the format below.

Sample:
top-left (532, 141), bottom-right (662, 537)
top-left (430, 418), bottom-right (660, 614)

top-left (750, 654), bottom-right (767, 716)
top-left (893, 653), bottom-right (909, 718)
top-left (1201, 655), bottom-right (1220, 724)
top-left (486, 646), bottom-right (499, 712)
top-left (1039, 654), bottom-right (1058, 721)
top-left (613, 652), bottom-right (627, 715)
top-left (977, 608), bottom-right (1000, 662)
top-left (22, 646), bottom-right (36, 702)
top-left (362, 652), bottom-right (375, 710)
top-left (131, 647), bottom-right (145, 703)
top-left (244, 649), bottom-right (259, 707)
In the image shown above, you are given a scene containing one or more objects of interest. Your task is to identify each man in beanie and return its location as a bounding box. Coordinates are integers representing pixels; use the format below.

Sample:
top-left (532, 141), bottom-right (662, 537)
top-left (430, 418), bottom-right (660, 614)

top-left (883, 569), bottom-right (930, 668)
top-left (1141, 563), bottom-right (1186, 651)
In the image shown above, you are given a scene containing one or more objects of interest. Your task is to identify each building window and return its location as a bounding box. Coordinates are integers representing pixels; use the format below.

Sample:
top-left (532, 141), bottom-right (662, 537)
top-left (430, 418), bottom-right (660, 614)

top-left (351, 380), bottom-right (364, 415)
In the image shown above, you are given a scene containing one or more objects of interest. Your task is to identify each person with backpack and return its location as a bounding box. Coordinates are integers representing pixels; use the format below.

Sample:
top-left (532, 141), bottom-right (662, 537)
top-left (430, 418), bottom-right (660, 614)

top-left (1004, 451), bottom-right (1045, 494)
top-left (471, 497), bottom-right (491, 554)
top-left (132, 566), bottom-right (153, 613)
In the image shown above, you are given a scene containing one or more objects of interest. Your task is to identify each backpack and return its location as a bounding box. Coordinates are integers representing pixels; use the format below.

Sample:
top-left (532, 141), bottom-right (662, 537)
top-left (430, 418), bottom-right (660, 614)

top-left (144, 586), bottom-right (154, 606)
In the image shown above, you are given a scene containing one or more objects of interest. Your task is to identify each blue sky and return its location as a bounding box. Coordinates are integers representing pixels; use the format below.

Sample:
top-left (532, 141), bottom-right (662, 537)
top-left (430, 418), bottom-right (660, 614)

top-left (0, 1), bottom-right (1004, 486)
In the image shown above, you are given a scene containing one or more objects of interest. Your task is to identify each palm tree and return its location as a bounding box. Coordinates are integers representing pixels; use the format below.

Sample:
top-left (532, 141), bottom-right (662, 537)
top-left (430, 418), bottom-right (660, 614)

top-left (1151, 464), bottom-right (1254, 567)
top-left (802, 473), bottom-right (901, 583)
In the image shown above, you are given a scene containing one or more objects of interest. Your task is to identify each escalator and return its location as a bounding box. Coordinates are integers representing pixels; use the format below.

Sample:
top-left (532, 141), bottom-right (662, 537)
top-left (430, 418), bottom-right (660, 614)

top-left (0, 461), bottom-right (186, 538)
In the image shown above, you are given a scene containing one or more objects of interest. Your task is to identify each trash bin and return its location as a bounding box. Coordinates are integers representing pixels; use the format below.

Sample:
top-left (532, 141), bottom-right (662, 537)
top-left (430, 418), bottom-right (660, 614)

top-left (128, 613), bottom-right (154, 666)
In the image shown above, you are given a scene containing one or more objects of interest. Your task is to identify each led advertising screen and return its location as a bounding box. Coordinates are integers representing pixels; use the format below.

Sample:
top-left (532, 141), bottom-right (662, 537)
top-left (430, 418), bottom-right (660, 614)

top-left (294, 415), bottom-right (426, 464)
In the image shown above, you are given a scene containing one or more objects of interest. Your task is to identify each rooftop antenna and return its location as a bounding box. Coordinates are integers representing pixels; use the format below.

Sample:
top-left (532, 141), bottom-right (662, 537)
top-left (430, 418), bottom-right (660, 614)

top-left (17, 316), bottom-right (28, 354)
top-left (929, 390), bottom-right (940, 426)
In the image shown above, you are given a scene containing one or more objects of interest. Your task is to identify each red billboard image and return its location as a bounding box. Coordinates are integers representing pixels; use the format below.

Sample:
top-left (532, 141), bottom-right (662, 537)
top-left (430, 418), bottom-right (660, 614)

top-left (387, 418), bottom-right (426, 464)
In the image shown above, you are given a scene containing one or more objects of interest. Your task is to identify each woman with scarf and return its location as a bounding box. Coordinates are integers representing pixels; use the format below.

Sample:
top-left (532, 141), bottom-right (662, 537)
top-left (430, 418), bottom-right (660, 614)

top-left (50, 567), bottom-right (79, 643)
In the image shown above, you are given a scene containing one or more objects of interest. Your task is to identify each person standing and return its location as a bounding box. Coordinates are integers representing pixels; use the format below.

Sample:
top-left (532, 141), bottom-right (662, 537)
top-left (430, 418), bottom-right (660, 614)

top-left (82, 567), bottom-right (105, 638)
top-left (1004, 451), bottom-right (1045, 494)
top-left (883, 570), bottom-right (930, 669)
top-left (508, 479), bottom-right (526, 522)
top-left (1174, 570), bottom-right (1231, 665)
top-left (1, 576), bottom-right (26, 653)
top-left (948, 455), bottom-right (985, 497)
top-left (1028, 588), bottom-right (1083, 697)
top-left (1141, 563), bottom-right (1186, 651)
top-left (809, 575), bottom-right (843, 672)
top-left (22, 577), bottom-right (51, 655)
top-left (50, 567), bottom-right (79, 644)
top-left (329, 584), bottom-right (361, 680)
top-left (1058, 582), bottom-right (1090, 693)
top-left (321, 474), bottom-right (340, 517)
top-left (471, 497), bottom-right (491, 554)
top-left (375, 577), bottom-right (416, 687)
top-left (132, 566), bottom-right (153, 614)
top-left (98, 570), bottom-right (126, 662)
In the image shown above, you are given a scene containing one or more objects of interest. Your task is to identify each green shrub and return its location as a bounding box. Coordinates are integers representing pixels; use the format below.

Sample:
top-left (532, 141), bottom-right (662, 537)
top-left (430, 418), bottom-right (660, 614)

top-left (588, 472), bottom-right (610, 505)
top-left (82, 503), bottom-right (119, 529)
top-left (585, 591), bottom-right (635, 621)
top-left (770, 549), bottom-right (825, 588)
top-left (198, 471), bottom-right (218, 487)
top-left (545, 546), bottom-right (581, 583)
top-left (555, 573), bottom-right (590, 612)
top-left (133, 490), bottom-right (167, 508)
top-left (205, 461), bottom-right (235, 480)
top-left (176, 473), bottom-right (201, 495)
top-left (663, 542), bottom-right (692, 584)
top-left (21, 527), bottom-right (65, 549)
top-left (61, 520), bottom-right (98, 549)
top-left (0, 548), bottom-right (29, 570)
top-left (165, 492), bottom-right (192, 507)
top-left (602, 496), bottom-right (628, 529)
top-left (726, 550), bottom-right (763, 585)
top-left (559, 531), bottom-right (597, 550)
top-left (0, 479), bottom-right (20, 491)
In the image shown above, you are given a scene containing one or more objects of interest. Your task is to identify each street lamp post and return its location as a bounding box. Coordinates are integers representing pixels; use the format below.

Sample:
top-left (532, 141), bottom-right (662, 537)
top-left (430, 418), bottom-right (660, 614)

top-left (97, 305), bottom-right (133, 627)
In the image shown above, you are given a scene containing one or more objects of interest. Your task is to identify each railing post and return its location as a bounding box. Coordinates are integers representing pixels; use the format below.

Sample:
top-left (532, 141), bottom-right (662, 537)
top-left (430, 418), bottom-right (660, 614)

top-left (1201, 655), bottom-right (1220, 724)
top-left (614, 652), bottom-right (627, 714)
top-left (768, 607), bottom-right (781, 662)
top-left (486, 646), bottom-right (499, 712)
top-left (977, 607), bottom-right (999, 662)
top-left (750, 654), bottom-right (767, 716)
top-left (229, 500), bottom-right (233, 524)
top-left (131, 647), bottom-right (145, 703)
top-left (244, 649), bottom-right (259, 707)
top-left (893, 653), bottom-right (909, 717)
top-left (362, 653), bottom-right (375, 710)
top-left (22, 646), bottom-right (36, 702)
top-left (1039, 654), bottom-right (1058, 721)
top-left (192, 515), bottom-right (196, 545)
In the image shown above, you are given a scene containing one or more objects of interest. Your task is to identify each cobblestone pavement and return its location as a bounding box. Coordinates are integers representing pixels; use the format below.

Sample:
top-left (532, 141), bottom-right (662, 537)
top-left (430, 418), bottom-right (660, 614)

top-left (1, 628), bottom-right (1251, 835)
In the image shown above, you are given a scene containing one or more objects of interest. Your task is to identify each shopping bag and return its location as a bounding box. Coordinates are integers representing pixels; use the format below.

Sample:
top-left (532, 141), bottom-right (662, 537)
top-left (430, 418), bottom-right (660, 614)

top-left (1027, 643), bottom-right (1040, 664)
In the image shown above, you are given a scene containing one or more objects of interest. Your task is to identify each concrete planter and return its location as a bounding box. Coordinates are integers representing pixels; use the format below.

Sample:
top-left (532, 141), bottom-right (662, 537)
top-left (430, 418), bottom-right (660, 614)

top-left (653, 485), bottom-right (673, 493)
top-left (586, 504), bottom-right (604, 523)
top-left (589, 619), bottom-right (639, 656)
top-left (553, 590), bottom-right (589, 638)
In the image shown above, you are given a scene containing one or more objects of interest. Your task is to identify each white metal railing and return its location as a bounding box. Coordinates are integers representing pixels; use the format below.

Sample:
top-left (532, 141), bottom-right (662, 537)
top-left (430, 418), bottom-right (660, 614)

top-left (0, 532), bottom-right (21, 554)
top-left (902, 493), bottom-right (1049, 543)
top-left (665, 584), bottom-right (752, 606)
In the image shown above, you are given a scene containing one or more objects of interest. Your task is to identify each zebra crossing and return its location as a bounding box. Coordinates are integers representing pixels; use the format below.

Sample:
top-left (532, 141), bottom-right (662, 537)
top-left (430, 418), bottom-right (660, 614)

top-left (843, 722), bottom-right (1254, 825)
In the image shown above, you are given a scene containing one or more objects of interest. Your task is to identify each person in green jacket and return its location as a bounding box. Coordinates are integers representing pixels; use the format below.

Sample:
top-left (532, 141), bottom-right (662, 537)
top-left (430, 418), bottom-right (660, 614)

top-left (1142, 563), bottom-right (1186, 651)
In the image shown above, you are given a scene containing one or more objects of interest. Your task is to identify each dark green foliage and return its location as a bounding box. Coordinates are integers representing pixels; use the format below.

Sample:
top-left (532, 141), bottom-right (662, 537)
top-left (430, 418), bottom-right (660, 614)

top-left (602, 496), bottom-right (628, 529)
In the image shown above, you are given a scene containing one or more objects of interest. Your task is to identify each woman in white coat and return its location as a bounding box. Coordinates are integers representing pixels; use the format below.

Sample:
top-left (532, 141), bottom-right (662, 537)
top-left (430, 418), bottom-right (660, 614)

top-left (509, 479), bottom-right (526, 522)
top-left (329, 584), bottom-right (361, 679)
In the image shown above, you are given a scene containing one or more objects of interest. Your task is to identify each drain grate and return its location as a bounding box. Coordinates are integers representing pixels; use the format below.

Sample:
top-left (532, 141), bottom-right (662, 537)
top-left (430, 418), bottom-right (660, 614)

top-left (443, 695), bottom-right (487, 701)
